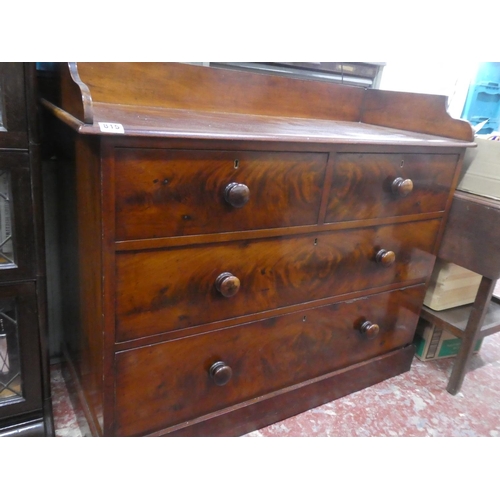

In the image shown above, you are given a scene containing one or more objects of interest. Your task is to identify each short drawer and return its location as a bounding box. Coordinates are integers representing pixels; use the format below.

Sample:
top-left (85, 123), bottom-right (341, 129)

top-left (114, 284), bottom-right (425, 436)
top-left (325, 153), bottom-right (458, 223)
top-left (115, 219), bottom-right (439, 341)
top-left (114, 149), bottom-right (327, 240)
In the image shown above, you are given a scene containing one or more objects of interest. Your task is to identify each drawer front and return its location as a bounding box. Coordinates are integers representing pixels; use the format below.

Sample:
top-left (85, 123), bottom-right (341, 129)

top-left (115, 219), bottom-right (439, 341)
top-left (114, 149), bottom-right (328, 240)
top-left (325, 153), bottom-right (458, 223)
top-left (114, 284), bottom-right (425, 436)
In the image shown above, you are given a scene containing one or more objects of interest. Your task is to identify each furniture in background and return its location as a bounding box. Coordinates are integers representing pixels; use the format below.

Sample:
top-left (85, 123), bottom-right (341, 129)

top-left (0, 63), bottom-right (53, 436)
top-left (209, 62), bottom-right (385, 88)
top-left (40, 62), bottom-right (473, 436)
top-left (421, 191), bottom-right (500, 394)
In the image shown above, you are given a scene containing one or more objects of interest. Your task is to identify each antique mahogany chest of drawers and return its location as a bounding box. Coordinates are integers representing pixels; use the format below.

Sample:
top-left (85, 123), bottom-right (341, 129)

top-left (40, 63), bottom-right (474, 436)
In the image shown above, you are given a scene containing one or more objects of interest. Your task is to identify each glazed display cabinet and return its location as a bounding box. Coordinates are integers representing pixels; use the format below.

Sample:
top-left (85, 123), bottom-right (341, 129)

top-left (0, 62), bottom-right (53, 436)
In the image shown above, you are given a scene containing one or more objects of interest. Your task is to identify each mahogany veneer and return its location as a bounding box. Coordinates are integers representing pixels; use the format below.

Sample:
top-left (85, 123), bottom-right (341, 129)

top-left (40, 63), bottom-right (474, 436)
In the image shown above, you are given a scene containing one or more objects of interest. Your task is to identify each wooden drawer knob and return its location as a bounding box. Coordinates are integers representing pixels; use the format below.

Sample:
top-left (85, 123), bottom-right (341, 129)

top-left (224, 182), bottom-right (250, 208)
top-left (391, 177), bottom-right (413, 197)
top-left (215, 272), bottom-right (241, 298)
top-left (360, 321), bottom-right (380, 339)
top-left (209, 361), bottom-right (233, 386)
top-left (376, 249), bottom-right (396, 267)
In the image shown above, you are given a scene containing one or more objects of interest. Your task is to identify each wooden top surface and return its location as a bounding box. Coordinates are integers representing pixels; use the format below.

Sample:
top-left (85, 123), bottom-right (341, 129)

top-left (40, 62), bottom-right (475, 146)
top-left (42, 99), bottom-right (476, 147)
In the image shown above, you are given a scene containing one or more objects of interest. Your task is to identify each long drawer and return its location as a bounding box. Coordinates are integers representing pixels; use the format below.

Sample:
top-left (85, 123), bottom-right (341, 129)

top-left (325, 153), bottom-right (458, 222)
top-left (114, 149), bottom-right (328, 240)
top-left (115, 219), bottom-right (439, 341)
top-left (114, 284), bottom-right (425, 436)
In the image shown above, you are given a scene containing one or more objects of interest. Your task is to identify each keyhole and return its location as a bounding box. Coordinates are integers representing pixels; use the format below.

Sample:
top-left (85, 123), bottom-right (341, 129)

top-left (314, 238), bottom-right (318, 246)
top-left (234, 159), bottom-right (239, 169)
top-left (400, 160), bottom-right (404, 168)
top-left (303, 316), bottom-right (307, 322)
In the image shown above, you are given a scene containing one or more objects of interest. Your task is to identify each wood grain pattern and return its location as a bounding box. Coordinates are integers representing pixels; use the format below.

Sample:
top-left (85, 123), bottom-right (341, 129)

top-left (100, 141), bottom-right (119, 435)
top-left (160, 345), bottom-right (415, 437)
top-left (325, 153), bottom-right (458, 222)
top-left (438, 191), bottom-right (500, 279)
top-left (78, 103), bottom-right (475, 146)
top-left (446, 276), bottom-right (497, 395)
top-left (362, 89), bottom-right (474, 142)
top-left (43, 63), bottom-right (474, 145)
top-left (107, 135), bottom-right (471, 155)
top-left (114, 149), bottom-right (328, 240)
top-left (77, 62), bottom-right (365, 122)
top-left (114, 285), bottom-right (424, 436)
top-left (115, 219), bottom-right (439, 341)
top-left (58, 135), bottom-right (104, 434)
top-left (114, 212), bottom-right (445, 252)
top-left (58, 62), bottom-right (93, 124)
top-left (40, 62), bottom-right (473, 436)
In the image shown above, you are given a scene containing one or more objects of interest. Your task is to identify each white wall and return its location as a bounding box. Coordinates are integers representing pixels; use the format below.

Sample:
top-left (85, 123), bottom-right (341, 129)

top-left (378, 61), bottom-right (481, 118)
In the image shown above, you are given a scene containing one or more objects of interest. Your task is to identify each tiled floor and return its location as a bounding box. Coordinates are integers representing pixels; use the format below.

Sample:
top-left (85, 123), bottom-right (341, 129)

top-left (51, 331), bottom-right (500, 437)
top-left (51, 367), bottom-right (85, 437)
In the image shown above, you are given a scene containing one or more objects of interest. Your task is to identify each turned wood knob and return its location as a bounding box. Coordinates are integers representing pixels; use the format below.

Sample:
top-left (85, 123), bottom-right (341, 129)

top-left (209, 361), bottom-right (233, 386)
top-left (391, 177), bottom-right (413, 197)
top-left (376, 249), bottom-right (396, 267)
top-left (360, 321), bottom-right (380, 339)
top-left (224, 182), bottom-right (250, 208)
top-left (215, 272), bottom-right (241, 298)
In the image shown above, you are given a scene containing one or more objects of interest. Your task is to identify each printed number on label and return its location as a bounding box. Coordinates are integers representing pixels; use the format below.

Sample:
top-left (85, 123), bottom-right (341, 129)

top-left (98, 122), bottom-right (125, 133)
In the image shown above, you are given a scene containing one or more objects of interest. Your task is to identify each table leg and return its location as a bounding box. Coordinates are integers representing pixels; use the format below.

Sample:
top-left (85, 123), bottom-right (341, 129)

top-left (447, 276), bottom-right (496, 395)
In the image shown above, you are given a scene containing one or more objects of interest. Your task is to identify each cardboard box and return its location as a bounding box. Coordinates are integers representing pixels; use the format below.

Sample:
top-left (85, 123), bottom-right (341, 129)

top-left (458, 136), bottom-right (500, 201)
top-left (424, 259), bottom-right (481, 311)
top-left (414, 319), bottom-right (483, 361)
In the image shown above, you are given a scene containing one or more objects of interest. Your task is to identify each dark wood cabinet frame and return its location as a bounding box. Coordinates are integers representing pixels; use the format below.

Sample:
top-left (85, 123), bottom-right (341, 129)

top-left (0, 63), bottom-right (53, 437)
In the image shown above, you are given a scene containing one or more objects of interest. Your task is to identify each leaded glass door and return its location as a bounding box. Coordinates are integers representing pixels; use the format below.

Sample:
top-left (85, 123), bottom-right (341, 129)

top-left (0, 63), bottom-right (28, 149)
top-left (0, 297), bottom-right (21, 403)
top-left (0, 152), bottom-right (35, 282)
top-left (0, 170), bottom-right (15, 268)
top-left (0, 62), bottom-right (50, 435)
top-left (0, 283), bottom-right (42, 418)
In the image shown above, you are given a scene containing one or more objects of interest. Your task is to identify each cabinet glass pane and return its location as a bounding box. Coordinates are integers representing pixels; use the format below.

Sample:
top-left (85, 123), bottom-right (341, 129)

top-left (0, 170), bottom-right (15, 267)
top-left (0, 298), bottom-right (21, 403)
top-left (0, 85), bottom-right (4, 128)
top-left (0, 82), bottom-right (3, 128)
